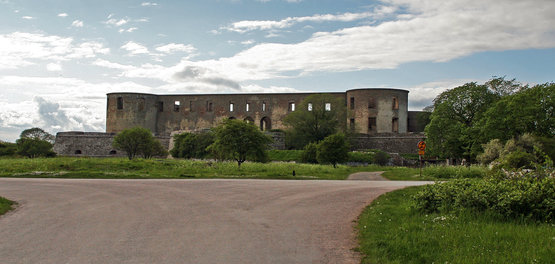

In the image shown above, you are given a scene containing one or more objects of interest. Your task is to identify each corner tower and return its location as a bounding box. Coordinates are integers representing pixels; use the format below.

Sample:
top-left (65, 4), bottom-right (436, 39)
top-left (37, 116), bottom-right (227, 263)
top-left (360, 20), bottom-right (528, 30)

top-left (106, 93), bottom-right (159, 134)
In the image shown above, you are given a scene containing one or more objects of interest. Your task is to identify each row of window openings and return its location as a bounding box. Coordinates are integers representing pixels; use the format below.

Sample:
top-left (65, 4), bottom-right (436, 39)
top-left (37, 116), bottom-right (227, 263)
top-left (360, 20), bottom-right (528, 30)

top-left (116, 97), bottom-right (399, 112)
top-left (349, 117), bottom-right (399, 132)
top-left (349, 97), bottom-right (399, 110)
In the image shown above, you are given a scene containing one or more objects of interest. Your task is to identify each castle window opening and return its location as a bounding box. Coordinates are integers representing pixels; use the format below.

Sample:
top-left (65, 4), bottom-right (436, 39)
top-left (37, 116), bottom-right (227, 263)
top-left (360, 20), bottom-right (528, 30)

top-left (392, 117), bottom-right (399, 132)
top-left (246, 103), bottom-right (250, 112)
top-left (138, 98), bottom-right (145, 111)
top-left (174, 101), bottom-right (180, 112)
top-left (393, 97), bottom-right (399, 110)
top-left (289, 102), bottom-right (295, 112)
top-left (229, 102), bottom-right (234, 112)
top-left (244, 116), bottom-right (254, 124)
top-left (75, 150), bottom-right (82, 155)
top-left (349, 118), bottom-right (355, 130)
top-left (368, 98), bottom-right (375, 109)
top-left (308, 103), bottom-right (313, 111)
top-left (260, 117), bottom-right (271, 131)
top-left (368, 117), bottom-right (376, 132)
top-left (157, 101), bottom-right (164, 112)
top-left (350, 97), bottom-right (355, 109)
top-left (117, 97), bottom-right (123, 110)
top-left (109, 150), bottom-right (117, 155)
top-left (325, 103), bottom-right (331, 111)
top-left (262, 102), bottom-right (266, 112)
top-left (206, 101), bottom-right (213, 112)
top-left (190, 101), bottom-right (194, 112)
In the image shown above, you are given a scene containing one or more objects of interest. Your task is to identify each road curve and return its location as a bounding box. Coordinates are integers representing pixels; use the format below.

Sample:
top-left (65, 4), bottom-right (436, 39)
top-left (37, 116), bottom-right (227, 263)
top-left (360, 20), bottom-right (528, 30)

top-left (0, 178), bottom-right (430, 264)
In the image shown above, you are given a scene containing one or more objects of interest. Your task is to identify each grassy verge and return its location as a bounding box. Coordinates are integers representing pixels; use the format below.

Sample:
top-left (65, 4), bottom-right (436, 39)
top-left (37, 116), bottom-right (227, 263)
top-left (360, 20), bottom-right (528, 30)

top-left (381, 165), bottom-right (487, 180)
top-left (357, 186), bottom-right (555, 263)
top-left (0, 196), bottom-right (15, 216)
top-left (0, 157), bottom-right (388, 180)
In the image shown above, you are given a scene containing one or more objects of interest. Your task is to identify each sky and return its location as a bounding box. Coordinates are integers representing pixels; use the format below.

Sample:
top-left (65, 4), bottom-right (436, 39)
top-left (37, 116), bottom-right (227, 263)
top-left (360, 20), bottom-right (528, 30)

top-left (1, 0), bottom-right (554, 142)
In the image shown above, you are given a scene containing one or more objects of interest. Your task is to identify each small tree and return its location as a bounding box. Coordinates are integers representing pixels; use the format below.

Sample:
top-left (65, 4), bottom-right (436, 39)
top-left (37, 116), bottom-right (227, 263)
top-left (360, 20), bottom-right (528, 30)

top-left (317, 133), bottom-right (349, 168)
top-left (16, 128), bottom-right (56, 158)
top-left (300, 142), bottom-right (319, 164)
top-left (170, 132), bottom-right (214, 159)
top-left (208, 119), bottom-right (272, 168)
top-left (112, 127), bottom-right (166, 160)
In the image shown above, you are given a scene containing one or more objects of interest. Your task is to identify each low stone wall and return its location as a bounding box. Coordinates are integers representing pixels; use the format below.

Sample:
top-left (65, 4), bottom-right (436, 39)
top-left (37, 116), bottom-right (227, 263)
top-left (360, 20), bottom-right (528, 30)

top-left (350, 133), bottom-right (425, 153)
top-left (53, 132), bottom-right (170, 157)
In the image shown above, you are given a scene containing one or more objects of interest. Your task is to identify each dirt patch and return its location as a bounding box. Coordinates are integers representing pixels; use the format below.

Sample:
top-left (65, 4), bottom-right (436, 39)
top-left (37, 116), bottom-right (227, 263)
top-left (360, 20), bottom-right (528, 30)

top-left (347, 171), bottom-right (388, 181)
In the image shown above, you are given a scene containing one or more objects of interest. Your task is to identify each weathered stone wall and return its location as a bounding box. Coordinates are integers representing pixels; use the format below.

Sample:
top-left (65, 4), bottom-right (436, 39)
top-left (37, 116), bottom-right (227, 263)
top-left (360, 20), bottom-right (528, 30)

top-left (53, 132), bottom-right (170, 157)
top-left (350, 133), bottom-right (426, 153)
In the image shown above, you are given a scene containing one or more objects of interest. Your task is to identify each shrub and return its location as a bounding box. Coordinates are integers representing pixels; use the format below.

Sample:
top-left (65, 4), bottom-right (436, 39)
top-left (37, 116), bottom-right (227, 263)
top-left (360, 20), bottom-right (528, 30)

top-left (423, 165), bottom-right (486, 179)
top-left (500, 150), bottom-right (536, 169)
top-left (414, 176), bottom-right (555, 222)
top-left (300, 142), bottom-right (319, 164)
top-left (113, 127), bottom-right (165, 160)
top-left (16, 138), bottom-right (56, 158)
top-left (0, 141), bottom-right (17, 157)
top-left (317, 133), bottom-right (349, 168)
top-left (347, 151), bottom-right (374, 163)
top-left (171, 132), bottom-right (214, 159)
top-left (373, 150), bottom-right (390, 166)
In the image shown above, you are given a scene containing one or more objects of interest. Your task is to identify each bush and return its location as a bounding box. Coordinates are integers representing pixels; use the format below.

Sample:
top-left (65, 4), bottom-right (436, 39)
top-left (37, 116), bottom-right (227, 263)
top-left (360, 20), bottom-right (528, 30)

top-left (170, 132), bottom-right (214, 159)
top-left (373, 150), bottom-right (390, 166)
top-left (0, 141), bottom-right (17, 157)
top-left (317, 133), bottom-right (349, 168)
top-left (112, 127), bottom-right (165, 160)
top-left (423, 165), bottom-right (486, 179)
top-left (300, 142), bottom-right (319, 164)
top-left (500, 150), bottom-right (536, 169)
top-left (347, 151), bottom-right (374, 163)
top-left (16, 138), bottom-right (56, 158)
top-left (414, 176), bottom-right (555, 222)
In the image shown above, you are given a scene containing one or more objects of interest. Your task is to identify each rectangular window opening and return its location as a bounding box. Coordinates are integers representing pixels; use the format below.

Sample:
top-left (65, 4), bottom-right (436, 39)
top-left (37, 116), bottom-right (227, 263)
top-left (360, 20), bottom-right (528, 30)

top-left (262, 102), bottom-right (266, 112)
top-left (190, 101), bottom-right (194, 112)
top-left (350, 97), bottom-right (355, 110)
top-left (325, 103), bottom-right (331, 111)
top-left (138, 98), bottom-right (145, 111)
top-left (206, 101), bottom-right (213, 112)
top-left (174, 101), bottom-right (180, 112)
top-left (229, 102), bottom-right (234, 112)
top-left (350, 118), bottom-right (355, 130)
top-left (289, 102), bottom-right (295, 112)
top-left (246, 103), bottom-right (250, 112)
top-left (392, 118), bottom-right (399, 133)
top-left (117, 97), bottom-right (123, 110)
top-left (308, 103), bottom-right (313, 111)
top-left (157, 101), bottom-right (164, 112)
top-left (368, 117), bottom-right (376, 132)
top-left (368, 98), bottom-right (375, 109)
top-left (393, 97), bottom-right (399, 110)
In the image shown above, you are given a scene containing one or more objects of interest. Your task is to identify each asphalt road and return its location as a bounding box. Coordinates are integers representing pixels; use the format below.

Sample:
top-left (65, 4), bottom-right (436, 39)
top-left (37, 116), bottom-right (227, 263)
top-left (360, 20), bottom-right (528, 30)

top-left (0, 178), bottom-right (430, 264)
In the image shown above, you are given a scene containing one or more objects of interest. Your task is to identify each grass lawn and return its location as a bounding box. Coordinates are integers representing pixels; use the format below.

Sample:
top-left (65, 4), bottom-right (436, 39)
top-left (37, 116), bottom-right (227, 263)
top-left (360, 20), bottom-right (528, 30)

top-left (0, 196), bottom-right (14, 216)
top-left (0, 157), bottom-right (389, 180)
top-left (357, 186), bottom-right (555, 264)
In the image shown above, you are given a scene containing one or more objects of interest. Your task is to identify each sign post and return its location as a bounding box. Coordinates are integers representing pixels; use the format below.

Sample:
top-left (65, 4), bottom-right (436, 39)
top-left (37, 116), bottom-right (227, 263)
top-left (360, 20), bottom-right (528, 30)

top-left (417, 141), bottom-right (426, 178)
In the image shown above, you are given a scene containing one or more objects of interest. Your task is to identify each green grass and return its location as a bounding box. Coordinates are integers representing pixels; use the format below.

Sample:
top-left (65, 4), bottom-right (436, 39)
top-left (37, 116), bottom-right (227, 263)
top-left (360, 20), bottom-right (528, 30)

top-left (0, 157), bottom-right (389, 180)
top-left (267, 150), bottom-right (303, 162)
top-left (357, 186), bottom-right (555, 264)
top-left (0, 196), bottom-right (15, 216)
top-left (381, 165), bottom-right (487, 180)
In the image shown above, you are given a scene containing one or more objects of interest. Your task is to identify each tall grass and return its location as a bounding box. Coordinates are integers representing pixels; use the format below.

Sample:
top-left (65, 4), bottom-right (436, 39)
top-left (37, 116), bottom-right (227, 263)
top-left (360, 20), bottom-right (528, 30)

top-left (0, 157), bottom-right (379, 180)
top-left (357, 186), bottom-right (555, 263)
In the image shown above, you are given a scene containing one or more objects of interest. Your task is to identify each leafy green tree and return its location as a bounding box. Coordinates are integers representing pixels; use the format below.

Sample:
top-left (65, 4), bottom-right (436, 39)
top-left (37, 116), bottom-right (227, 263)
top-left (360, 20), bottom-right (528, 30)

top-left (480, 83), bottom-right (554, 142)
top-left (425, 81), bottom-right (500, 161)
top-left (208, 119), bottom-right (272, 168)
top-left (300, 142), bottom-right (319, 164)
top-left (316, 133), bottom-right (350, 168)
top-left (19, 127), bottom-right (55, 143)
top-left (112, 127), bottom-right (166, 160)
top-left (16, 138), bottom-right (56, 158)
top-left (0, 141), bottom-right (17, 157)
top-left (15, 128), bottom-right (56, 158)
top-left (284, 94), bottom-right (346, 149)
top-left (170, 132), bottom-right (214, 159)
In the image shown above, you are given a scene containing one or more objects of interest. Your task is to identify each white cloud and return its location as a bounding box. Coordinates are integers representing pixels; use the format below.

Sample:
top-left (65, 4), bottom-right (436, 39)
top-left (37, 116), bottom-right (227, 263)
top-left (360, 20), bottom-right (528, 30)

top-left (105, 17), bottom-right (129, 27)
top-left (221, 11), bottom-right (385, 33)
top-left (155, 43), bottom-right (196, 54)
top-left (21, 16), bottom-right (33, 20)
top-left (141, 2), bottom-right (158, 6)
top-left (120, 41), bottom-right (149, 56)
top-left (46, 63), bottom-right (62, 71)
top-left (71, 20), bottom-right (83, 27)
top-left (0, 32), bottom-right (109, 70)
top-left (58, 13), bottom-right (68, 17)
top-left (118, 27), bottom-right (138, 33)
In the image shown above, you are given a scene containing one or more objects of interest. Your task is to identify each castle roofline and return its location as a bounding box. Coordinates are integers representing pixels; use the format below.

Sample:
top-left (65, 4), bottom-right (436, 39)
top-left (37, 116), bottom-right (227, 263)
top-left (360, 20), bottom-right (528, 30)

top-left (107, 88), bottom-right (408, 97)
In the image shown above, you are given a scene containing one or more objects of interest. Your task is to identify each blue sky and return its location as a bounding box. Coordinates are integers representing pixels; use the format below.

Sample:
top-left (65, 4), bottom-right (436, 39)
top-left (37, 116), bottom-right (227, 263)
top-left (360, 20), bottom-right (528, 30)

top-left (1, 0), bottom-right (554, 142)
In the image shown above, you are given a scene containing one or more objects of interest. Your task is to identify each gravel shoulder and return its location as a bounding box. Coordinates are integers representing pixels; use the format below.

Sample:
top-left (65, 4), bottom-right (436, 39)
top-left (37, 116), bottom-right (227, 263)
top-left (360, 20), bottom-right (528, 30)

top-left (0, 178), bottom-right (429, 264)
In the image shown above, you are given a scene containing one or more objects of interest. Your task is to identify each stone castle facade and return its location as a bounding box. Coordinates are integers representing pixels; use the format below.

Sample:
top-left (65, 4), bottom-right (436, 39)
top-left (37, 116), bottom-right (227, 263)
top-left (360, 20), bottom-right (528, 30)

top-left (54, 88), bottom-right (425, 156)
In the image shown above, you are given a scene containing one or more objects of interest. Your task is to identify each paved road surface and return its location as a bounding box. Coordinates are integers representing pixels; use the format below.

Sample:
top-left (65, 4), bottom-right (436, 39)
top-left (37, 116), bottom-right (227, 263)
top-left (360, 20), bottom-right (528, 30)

top-left (0, 178), bottom-right (429, 264)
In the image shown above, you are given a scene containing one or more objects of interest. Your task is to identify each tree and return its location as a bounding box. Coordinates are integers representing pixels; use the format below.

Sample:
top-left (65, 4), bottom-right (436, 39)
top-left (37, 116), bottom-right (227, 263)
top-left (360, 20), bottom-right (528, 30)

top-left (208, 119), bottom-right (272, 168)
top-left (480, 83), bottom-right (554, 142)
top-left (425, 81), bottom-right (500, 161)
top-left (284, 94), bottom-right (346, 149)
top-left (112, 127), bottom-right (166, 160)
top-left (170, 132), bottom-right (214, 159)
top-left (16, 128), bottom-right (56, 158)
top-left (300, 142), bottom-right (319, 164)
top-left (19, 127), bottom-right (55, 144)
top-left (0, 141), bottom-right (17, 157)
top-left (316, 133), bottom-right (350, 168)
